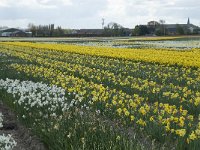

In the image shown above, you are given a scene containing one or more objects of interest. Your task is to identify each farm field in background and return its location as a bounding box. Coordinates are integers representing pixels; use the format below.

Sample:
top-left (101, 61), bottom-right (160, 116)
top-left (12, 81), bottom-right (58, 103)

top-left (1, 36), bottom-right (200, 149)
top-left (1, 35), bottom-right (200, 49)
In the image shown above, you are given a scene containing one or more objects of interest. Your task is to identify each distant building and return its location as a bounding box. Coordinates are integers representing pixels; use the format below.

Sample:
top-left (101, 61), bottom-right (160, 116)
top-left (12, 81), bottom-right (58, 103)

top-left (165, 24), bottom-right (199, 35)
top-left (147, 21), bottom-right (160, 26)
top-left (64, 29), bottom-right (104, 37)
top-left (0, 28), bottom-right (32, 37)
top-left (77, 29), bottom-right (104, 36)
top-left (187, 18), bottom-right (190, 25)
top-left (69, 28), bottom-right (132, 37)
top-left (165, 18), bottom-right (199, 35)
top-left (146, 18), bottom-right (199, 35)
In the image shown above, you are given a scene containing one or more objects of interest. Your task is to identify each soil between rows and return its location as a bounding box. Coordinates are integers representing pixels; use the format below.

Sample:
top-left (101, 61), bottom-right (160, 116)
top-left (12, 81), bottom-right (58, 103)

top-left (0, 101), bottom-right (47, 150)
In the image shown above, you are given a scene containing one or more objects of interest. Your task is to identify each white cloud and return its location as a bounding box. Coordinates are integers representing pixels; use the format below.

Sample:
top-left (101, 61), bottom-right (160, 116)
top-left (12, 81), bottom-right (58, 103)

top-left (100, 0), bottom-right (127, 18)
top-left (0, 0), bottom-right (199, 28)
top-left (0, 0), bottom-right (72, 8)
top-left (99, 0), bottom-right (200, 27)
top-left (0, 0), bottom-right (10, 7)
top-left (0, 18), bottom-right (31, 28)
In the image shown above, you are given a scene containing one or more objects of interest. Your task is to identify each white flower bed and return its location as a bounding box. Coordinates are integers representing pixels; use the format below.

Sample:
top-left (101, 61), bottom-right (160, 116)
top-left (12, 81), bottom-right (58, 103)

top-left (0, 78), bottom-right (83, 118)
top-left (0, 78), bottom-right (86, 149)
top-left (0, 134), bottom-right (17, 150)
top-left (70, 39), bottom-right (200, 49)
top-left (0, 78), bottom-right (89, 122)
top-left (138, 40), bottom-right (200, 49)
top-left (0, 113), bottom-right (17, 150)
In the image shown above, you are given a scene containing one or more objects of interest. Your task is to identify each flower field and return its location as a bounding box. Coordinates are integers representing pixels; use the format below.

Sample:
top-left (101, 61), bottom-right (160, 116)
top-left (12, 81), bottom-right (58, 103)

top-left (0, 40), bottom-right (200, 149)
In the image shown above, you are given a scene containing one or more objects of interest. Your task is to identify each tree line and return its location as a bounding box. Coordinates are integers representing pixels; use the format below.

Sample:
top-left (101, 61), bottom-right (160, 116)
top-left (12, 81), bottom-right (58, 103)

top-left (103, 22), bottom-right (131, 36)
top-left (27, 22), bottom-right (131, 37)
top-left (27, 21), bottom-right (200, 37)
top-left (28, 23), bottom-right (71, 37)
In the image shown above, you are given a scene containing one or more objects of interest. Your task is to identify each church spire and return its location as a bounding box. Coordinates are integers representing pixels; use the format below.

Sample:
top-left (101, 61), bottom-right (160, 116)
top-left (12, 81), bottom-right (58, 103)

top-left (187, 17), bottom-right (190, 25)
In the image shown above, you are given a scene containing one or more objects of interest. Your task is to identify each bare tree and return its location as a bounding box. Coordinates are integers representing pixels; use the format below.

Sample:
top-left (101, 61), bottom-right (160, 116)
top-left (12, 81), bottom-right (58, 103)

top-left (102, 18), bottom-right (105, 29)
top-left (159, 19), bottom-right (166, 35)
top-left (28, 23), bottom-right (37, 37)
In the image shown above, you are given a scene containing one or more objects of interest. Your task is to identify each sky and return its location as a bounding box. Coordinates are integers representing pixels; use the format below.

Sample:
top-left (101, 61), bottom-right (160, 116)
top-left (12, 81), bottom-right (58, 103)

top-left (0, 0), bottom-right (200, 29)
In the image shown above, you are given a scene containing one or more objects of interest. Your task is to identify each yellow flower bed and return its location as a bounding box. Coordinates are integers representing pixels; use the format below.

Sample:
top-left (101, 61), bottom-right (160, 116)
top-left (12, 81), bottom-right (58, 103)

top-left (1, 42), bottom-right (200, 68)
top-left (1, 42), bottom-right (200, 147)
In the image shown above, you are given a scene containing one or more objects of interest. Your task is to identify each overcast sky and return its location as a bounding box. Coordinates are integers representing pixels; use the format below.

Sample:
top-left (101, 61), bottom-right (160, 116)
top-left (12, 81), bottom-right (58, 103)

top-left (0, 0), bottom-right (200, 29)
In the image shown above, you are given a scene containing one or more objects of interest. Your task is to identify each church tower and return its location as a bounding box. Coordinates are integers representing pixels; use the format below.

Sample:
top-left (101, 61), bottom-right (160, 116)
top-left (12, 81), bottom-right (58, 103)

top-left (187, 17), bottom-right (190, 25)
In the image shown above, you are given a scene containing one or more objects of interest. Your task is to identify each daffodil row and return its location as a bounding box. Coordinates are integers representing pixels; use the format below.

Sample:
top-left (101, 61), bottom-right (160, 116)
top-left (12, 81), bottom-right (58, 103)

top-left (10, 63), bottom-right (200, 143)
top-left (1, 42), bottom-right (200, 68)
top-left (1, 44), bottom-right (200, 89)
top-left (1, 42), bottom-right (200, 146)
top-left (0, 78), bottom-right (148, 149)
top-left (1, 44), bottom-right (200, 112)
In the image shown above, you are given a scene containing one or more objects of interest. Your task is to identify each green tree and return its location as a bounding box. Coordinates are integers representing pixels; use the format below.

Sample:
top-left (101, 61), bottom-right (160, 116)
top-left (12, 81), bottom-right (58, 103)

top-left (176, 24), bottom-right (184, 35)
top-left (133, 25), bottom-right (149, 36)
top-left (52, 26), bottom-right (64, 37)
top-left (104, 22), bottom-right (126, 36)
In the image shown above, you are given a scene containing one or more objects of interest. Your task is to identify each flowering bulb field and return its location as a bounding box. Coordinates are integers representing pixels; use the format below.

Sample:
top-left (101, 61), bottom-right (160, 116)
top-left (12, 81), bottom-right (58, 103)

top-left (0, 40), bottom-right (200, 149)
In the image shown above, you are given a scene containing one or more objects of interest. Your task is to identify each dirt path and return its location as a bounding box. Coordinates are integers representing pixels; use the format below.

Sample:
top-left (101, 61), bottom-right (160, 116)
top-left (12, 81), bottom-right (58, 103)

top-left (0, 101), bottom-right (47, 150)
